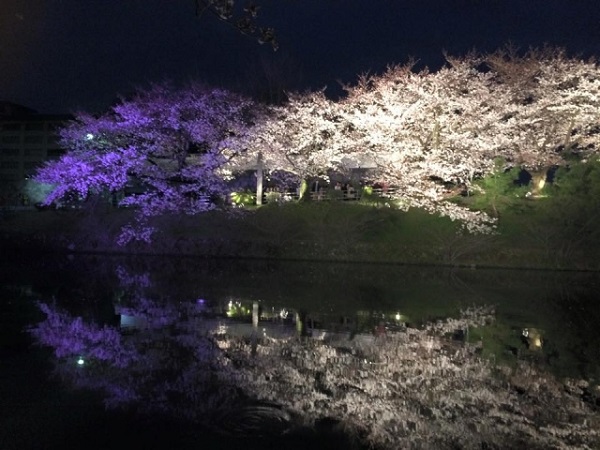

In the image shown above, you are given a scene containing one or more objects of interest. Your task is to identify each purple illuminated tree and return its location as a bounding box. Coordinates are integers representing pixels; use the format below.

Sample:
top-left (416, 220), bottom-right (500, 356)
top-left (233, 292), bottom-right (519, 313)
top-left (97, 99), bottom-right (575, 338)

top-left (35, 82), bottom-right (256, 243)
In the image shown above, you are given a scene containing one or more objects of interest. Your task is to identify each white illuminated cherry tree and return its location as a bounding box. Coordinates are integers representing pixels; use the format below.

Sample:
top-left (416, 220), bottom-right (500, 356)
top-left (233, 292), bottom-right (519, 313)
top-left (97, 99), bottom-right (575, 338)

top-left (329, 60), bottom-right (508, 230)
top-left (246, 49), bottom-right (600, 231)
top-left (482, 47), bottom-right (600, 190)
top-left (234, 91), bottom-right (354, 185)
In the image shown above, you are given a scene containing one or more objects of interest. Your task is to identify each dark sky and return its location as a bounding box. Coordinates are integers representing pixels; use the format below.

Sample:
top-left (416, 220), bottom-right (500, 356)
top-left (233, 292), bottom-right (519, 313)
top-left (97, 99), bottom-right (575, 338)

top-left (2, 0), bottom-right (599, 114)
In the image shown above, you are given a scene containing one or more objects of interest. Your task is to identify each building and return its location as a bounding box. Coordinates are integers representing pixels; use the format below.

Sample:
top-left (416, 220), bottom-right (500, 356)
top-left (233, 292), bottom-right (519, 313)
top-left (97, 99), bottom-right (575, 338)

top-left (0, 102), bottom-right (73, 206)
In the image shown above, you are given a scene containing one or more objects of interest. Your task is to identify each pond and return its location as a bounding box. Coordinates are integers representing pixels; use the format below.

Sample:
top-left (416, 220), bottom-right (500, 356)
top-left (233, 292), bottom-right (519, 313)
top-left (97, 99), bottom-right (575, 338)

top-left (1, 253), bottom-right (599, 449)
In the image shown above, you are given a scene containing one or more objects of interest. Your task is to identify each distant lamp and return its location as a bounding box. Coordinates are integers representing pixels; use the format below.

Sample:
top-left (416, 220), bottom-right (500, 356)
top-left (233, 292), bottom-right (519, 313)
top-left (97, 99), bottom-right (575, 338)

top-left (77, 357), bottom-right (85, 366)
top-left (85, 133), bottom-right (94, 141)
top-left (395, 313), bottom-right (401, 321)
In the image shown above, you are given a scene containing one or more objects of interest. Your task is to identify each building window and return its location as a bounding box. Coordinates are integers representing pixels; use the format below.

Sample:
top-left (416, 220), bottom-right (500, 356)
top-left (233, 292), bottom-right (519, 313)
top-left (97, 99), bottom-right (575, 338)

top-left (25, 122), bottom-right (45, 131)
top-left (1, 148), bottom-right (19, 157)
top-left (24, 135), bottom-right (44, 144)
top-left (1, 136), bottom-right (20, 144)
top-left (1, 123), bottom-right (22, 131)
top-left (24, 148), bottom-right (44, 156)
top-left (47, 122), bottom-right (64, 131)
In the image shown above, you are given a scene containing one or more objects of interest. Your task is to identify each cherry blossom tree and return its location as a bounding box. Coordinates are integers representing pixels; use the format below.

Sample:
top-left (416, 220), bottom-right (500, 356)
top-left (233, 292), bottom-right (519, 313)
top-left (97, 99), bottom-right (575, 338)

top-left (482, 47), bottom-right (600, 191)
top-left (259, 92), bottom-right (348, 175)
top-left (232, 90), bottom-right (356, 197)
top-left (331, 60), bottom-right (503, 230)
top-left (35, 82), bottom-right (256, 243)
top-left (271, 49), bottom-right (600, 230)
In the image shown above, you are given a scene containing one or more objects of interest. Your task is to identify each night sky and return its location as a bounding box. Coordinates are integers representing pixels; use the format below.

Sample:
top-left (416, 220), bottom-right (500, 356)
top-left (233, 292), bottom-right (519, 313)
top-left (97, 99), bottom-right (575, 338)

top-left (2, 0), bottom-right (599, 114)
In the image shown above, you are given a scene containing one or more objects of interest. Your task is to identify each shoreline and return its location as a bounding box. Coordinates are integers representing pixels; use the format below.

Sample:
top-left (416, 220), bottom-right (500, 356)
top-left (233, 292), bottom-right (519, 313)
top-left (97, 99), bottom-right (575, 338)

top-left (2, 230), bottom-right (598, 274)
top-left (2, 207), bottom-right (599, 272)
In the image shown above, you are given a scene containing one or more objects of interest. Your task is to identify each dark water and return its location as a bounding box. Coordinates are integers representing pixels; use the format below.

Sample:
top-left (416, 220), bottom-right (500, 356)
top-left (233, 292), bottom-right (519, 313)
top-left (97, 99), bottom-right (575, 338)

top-left (1, 253), bottom-right (599, 449)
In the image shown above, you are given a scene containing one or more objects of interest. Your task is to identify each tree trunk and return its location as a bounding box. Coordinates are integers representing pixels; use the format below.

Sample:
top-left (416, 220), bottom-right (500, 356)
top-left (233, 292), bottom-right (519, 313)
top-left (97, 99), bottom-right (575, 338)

top-left (256, 152), bottom-right (264, 205)
top-left (298, 179), bottom-right (309, 201)
top-left (530, 169), bottom-right (547, 196)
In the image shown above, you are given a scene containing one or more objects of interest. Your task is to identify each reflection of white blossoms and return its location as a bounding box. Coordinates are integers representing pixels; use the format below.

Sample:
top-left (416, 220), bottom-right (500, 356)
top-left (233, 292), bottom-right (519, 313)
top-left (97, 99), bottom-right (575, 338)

top-left (220, 305), bottom-right (599, 449)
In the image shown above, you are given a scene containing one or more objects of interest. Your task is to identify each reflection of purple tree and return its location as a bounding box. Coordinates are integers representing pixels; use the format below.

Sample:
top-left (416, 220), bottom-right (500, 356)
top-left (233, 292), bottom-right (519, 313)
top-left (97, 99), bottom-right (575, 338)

top-left (115, 264), bottom-right (152, 291)
top-left (30, 301), bottom-right (242, 421)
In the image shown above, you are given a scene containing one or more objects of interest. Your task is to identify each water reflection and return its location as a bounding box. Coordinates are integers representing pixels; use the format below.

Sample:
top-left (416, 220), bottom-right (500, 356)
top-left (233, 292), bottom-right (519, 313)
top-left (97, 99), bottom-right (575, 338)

top-left (20, 257), bottom-right (600, 448)
top-left (3, 254), bottom-right (600, 448)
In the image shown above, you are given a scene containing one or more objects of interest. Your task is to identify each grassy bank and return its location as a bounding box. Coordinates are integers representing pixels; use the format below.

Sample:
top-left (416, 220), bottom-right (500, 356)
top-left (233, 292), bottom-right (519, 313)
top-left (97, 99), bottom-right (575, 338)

top-left (2, 198), bottom-right (598, 271)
